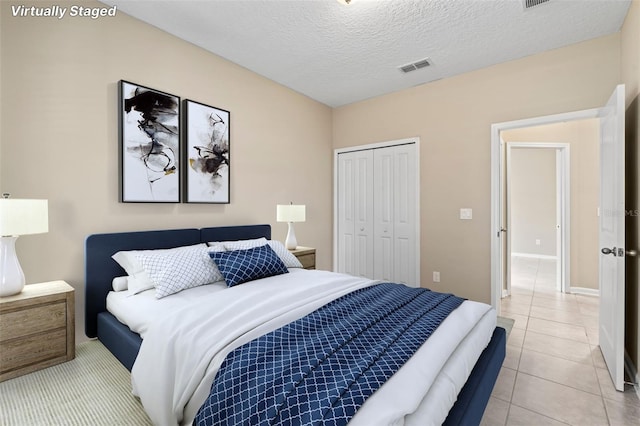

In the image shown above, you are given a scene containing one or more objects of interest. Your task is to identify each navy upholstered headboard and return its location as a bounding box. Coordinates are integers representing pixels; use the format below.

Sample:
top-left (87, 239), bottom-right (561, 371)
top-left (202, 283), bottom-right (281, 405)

top-left (200, 224), bottom-right (271, 244)
top-left (84, 225), bottom-right (271, 338)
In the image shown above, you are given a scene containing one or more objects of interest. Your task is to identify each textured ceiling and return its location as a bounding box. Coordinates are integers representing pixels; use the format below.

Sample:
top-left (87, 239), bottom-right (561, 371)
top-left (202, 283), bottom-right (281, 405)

top-left (102, 0), bottom-right (632, 107)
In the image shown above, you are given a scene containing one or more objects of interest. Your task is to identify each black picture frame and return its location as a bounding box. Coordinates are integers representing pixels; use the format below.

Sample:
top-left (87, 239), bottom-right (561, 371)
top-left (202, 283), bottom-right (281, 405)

top-left (119, 80), bottom-right (180, 203)
top-left (183, 99), bottom-right (231, 204)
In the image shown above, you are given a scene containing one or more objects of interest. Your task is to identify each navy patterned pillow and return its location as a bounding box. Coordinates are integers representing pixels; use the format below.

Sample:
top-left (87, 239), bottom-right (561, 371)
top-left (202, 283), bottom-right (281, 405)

top-left (209, 244), bottom-right (289, 288)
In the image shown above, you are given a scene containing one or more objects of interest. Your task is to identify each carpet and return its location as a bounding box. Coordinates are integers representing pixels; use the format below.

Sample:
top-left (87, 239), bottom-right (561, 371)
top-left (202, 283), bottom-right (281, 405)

top-left (0, 340), bottom-right (151, 426)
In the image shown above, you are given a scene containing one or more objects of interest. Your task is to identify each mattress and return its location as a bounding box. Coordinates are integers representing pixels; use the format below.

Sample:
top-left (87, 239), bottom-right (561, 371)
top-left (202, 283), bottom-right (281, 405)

top-left (108, 269), bottom-right (496, 425)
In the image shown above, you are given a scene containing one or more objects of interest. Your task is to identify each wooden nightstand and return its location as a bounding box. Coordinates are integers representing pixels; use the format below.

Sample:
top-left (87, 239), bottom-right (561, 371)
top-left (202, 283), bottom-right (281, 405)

top-left (0, 281), bottom-right (75, 382)
top-left (290, 246), bottom-right (316, 270)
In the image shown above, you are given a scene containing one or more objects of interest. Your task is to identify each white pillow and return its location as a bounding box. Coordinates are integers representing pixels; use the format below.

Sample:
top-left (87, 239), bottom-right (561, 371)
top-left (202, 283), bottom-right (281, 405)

top-left (266, 240), bottom-right (303, 268)
top-left (220, 237), bottom-right (267, 251)
top-left (111, 276), bottom-right (128, 292)
top-left (207, 237), bottom-right (302, 268)
top-left (112, 243), bottom-right (226, 298)
top-left (112, 251), bottom-right (155, 295)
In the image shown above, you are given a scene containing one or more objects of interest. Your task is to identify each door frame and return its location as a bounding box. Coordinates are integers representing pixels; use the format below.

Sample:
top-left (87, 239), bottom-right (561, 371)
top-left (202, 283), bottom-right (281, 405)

top-left (333, 137), bottom-right (421, 285)
top-left (505, 142), bottom-right (571, 295)
top-left (491, 109), bottom-right (599, 313)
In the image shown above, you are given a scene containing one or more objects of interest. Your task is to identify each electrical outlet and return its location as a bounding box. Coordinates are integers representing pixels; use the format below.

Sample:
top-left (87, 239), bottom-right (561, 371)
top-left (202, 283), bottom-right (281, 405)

top-left (433, 271), bottom-right (440, 283)
top-left (536, 239), bottom-right (541, 246)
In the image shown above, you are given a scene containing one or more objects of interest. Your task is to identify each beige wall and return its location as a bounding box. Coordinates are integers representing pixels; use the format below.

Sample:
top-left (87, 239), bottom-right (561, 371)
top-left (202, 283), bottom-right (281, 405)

top-left (508, 147), bottom-right (557, 257)
top-left (502, 120), bottom-right (601, 290)
top-left (621, 0), bottom-right (640, 384)
top-left (0, 1), bottom-right (333, 342)
top-left (334, 34), bottom-right (620, 304)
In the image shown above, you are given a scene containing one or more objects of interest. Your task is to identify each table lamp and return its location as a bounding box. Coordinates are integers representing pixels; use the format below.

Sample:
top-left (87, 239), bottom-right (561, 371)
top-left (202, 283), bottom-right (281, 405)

top-left (276, 203), bottom-right (306, 250)
top-left (0, 194), bottom-right (49, 297)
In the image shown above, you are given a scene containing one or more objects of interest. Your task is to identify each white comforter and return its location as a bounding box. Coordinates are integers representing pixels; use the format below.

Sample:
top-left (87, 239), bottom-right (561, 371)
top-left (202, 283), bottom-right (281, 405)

top-left (130, 269), bottom-right (495, 426)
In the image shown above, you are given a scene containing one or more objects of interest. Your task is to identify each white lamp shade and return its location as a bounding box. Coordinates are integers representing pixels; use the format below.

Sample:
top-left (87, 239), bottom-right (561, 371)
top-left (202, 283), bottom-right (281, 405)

top-left (276, 204), bottom-right (306, 223)
top-left (0, 199), bottom-right (48, 236)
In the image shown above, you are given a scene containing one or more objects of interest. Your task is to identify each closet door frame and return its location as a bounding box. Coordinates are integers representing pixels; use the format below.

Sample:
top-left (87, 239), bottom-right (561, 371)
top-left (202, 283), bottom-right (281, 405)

top-left (333, 137), bottom-right (421, 286)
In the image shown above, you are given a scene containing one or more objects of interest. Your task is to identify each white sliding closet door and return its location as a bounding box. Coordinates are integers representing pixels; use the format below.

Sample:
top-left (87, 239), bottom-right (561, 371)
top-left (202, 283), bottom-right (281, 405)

top-left (374, 144), bottom-right (417, 286)
top-left (336, 141), bottom-right (418, 287)
top-left (337, 149), bottom-right (374, 278)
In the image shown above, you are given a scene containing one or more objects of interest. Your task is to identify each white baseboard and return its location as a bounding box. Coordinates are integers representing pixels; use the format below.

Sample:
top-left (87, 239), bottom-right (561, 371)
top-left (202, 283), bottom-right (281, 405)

top-left (624, 350), bottom-right (640, 401)
top-left (511, 253), bottom-right (558, 260)
top-left (570, 287), bottom-right (600, 297)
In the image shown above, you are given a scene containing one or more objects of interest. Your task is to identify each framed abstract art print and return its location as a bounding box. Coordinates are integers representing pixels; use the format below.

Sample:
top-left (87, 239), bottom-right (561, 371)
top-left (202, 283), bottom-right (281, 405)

top-left (184, 99), bottom-right (230, 204)
top-left (119, 80), bottom-right (180, 203)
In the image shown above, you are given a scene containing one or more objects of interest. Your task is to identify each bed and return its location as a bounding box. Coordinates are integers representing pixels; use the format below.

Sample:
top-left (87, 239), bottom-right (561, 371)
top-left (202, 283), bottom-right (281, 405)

top-left (85, 224), bottom-right (505, 426)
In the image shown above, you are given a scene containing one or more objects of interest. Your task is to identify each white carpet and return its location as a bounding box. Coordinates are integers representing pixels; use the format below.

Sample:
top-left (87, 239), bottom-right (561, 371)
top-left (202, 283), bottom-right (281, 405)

top-left (0, 340), bottom-right (151, 426)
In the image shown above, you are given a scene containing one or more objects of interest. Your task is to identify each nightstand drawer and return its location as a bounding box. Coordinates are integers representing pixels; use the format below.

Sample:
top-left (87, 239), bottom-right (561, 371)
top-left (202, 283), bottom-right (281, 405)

top-left (0, 328), bottom-right (67, 374)
top-left (0, 301), bottom-right (66, 342)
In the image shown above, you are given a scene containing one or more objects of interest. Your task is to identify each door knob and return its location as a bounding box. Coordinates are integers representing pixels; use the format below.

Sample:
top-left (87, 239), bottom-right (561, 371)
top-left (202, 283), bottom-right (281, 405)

top-left (601, 247), bottom-right (617, 256)
top-left (627, 249), bottom-right (638, 257)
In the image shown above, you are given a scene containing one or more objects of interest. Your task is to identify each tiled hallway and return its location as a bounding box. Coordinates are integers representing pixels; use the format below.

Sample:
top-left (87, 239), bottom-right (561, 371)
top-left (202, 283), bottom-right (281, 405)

top-left (481, 256), bottom-right (640, 425)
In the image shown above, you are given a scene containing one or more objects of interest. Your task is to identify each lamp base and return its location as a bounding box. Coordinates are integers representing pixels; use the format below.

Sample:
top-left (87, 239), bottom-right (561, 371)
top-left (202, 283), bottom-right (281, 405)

top-left (285, 222), bottom-right (298, 250)
top-left (0, 236), bottom-right (26, 297)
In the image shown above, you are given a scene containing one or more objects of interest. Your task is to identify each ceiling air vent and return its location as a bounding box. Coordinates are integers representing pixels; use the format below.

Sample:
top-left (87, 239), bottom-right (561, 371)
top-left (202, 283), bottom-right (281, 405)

top-left (399, 58), bottom-right (432, 74)
top-left (523, 0), bottom-right (551, 9)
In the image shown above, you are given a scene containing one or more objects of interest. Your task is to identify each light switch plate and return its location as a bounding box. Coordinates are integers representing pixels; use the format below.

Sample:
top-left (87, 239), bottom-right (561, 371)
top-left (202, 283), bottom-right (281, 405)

top-left (460, 208), bottom-right (473, 220)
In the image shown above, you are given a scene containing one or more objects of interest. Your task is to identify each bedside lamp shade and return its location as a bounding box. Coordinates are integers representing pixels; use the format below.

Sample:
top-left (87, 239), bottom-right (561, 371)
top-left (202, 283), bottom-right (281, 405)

top-left (0, 197), bottom-right (48, 297)
top-left (276, 204), bottom-right (306, 250)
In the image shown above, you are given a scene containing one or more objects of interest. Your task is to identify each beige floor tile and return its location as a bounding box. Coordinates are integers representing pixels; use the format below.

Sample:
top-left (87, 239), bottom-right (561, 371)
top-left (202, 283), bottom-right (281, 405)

top-left (480, 397), bottom-right (510, 426)
top-left (502, 312), bottom-right (529, 330)
top-left (578, 303), bottom-right (599, 318)
top-left (535, 276), bottom-right (558, 288)
top-left (585, 327), bottom-right (599, 346)
top-left (531, 296), bottom-right (580, 312)
top-left (595, 367), bottom-right (640, 407)
top-left (526, 318), bottom-right (589, 343)
top-left (575, 294), bottom-right (600, 307)
top-left (507, 328), bottom-right (525, 348)
top-left (510, 286), bottom-right (534, 296)
top-left (511, 373), bottom-right (608, 425)
top-left (503, 344), bottom-right (522, 370)
top-left (537, 258), bottom-right (557, 270)
top-left (603, 397), bottom-right (640, 426)
top-left (529, 305), bottom-right (584, 326)
top-left (504, 293), bottom-right (533, 305)
top-left (533, 283), bottom-right (559, 295)
top-left (506, 404), bottom-right (569, 425)
top-left (501, 256), bottom-right (619, 426)
top-left (492, 367), bottom-right (517, 402)
top-left (523, 331), bottom-right (592, 365)
top-left (511, 279), bottom-right (537, 286)
top-left (517, 350), bottom-right (601, 395)
top-left (590, 345), bottom-right (608, 370)
top-left (502, 300), bottom-right (532, 316)
top-left (581, 314), bottom-right (599, 330)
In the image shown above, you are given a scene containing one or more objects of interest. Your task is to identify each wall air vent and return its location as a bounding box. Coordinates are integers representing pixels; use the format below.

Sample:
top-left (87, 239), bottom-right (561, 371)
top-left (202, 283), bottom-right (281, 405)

top-left (523, 0), bottom-right (551, 9)
top-left (399, 58), bottom-right (432, 74)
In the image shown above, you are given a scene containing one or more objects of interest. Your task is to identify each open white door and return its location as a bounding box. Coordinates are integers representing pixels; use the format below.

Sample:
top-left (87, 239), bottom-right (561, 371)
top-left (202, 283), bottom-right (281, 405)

top-left (598, 84), bottom-right (626, 392)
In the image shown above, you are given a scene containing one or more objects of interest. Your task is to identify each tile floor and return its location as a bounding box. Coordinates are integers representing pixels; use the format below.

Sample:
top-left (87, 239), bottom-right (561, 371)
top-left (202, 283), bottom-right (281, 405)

top-left (480, 256), bottom-right (640, 426)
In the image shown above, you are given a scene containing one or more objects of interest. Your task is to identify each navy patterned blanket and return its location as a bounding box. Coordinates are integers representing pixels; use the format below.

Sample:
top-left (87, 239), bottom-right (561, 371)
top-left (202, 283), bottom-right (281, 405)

top-left (193, 283), bottom-right (464, 426)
